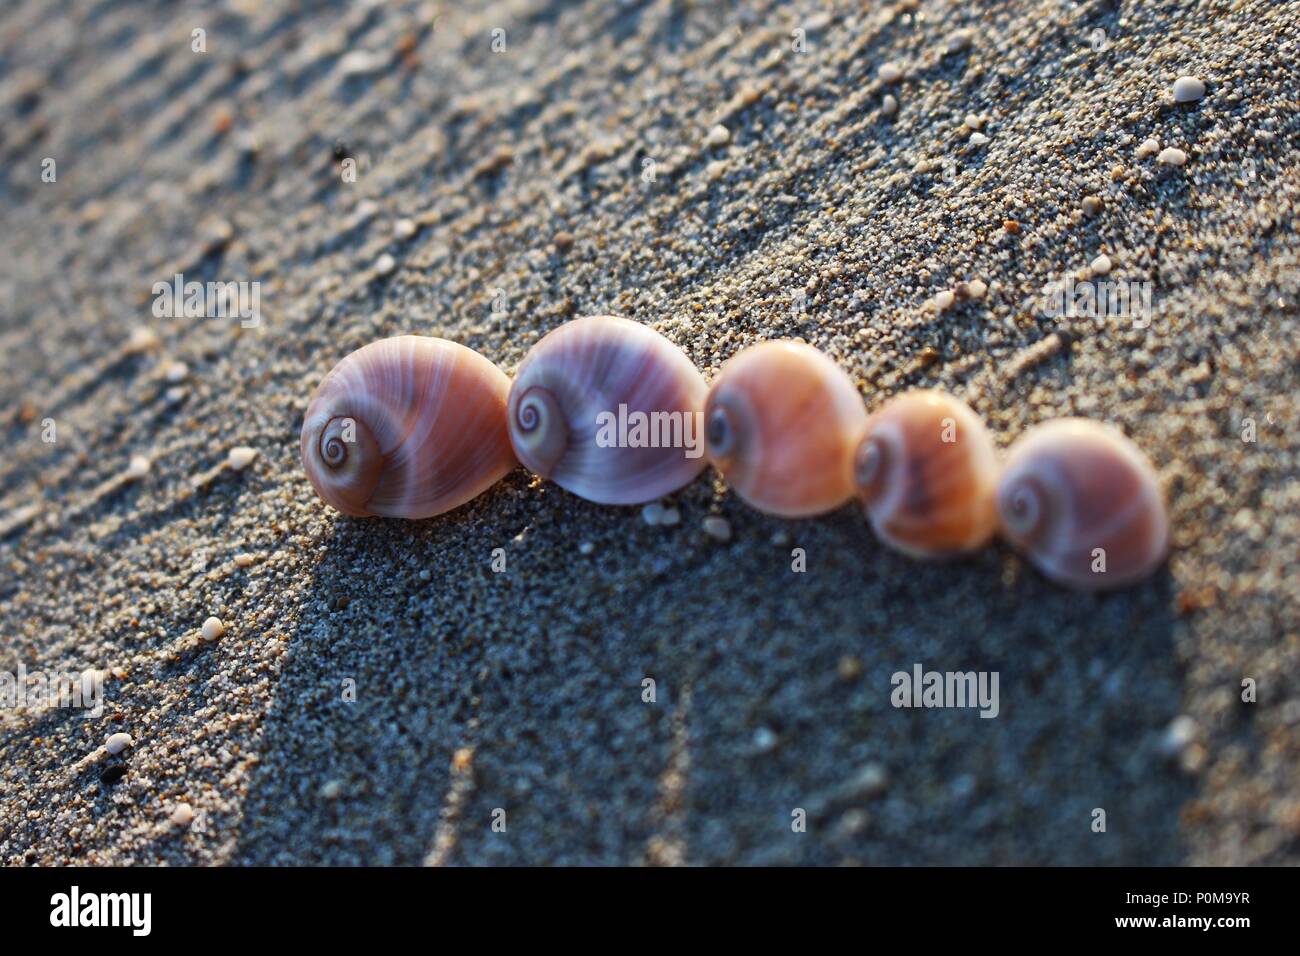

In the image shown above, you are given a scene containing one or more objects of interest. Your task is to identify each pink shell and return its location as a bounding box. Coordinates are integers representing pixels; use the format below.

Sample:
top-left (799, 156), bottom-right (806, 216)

top-left (301, 336), bottom-right (515, 518)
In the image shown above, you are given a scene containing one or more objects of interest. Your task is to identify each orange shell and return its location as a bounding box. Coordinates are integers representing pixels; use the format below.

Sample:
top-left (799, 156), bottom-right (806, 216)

top-left (704, 341), bottom-right (867, 517)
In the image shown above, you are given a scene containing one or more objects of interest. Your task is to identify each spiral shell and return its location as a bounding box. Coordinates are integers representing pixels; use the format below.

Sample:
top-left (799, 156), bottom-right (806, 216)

top-left (300, 336), bottom-right (515, 518)
top-left (997, 418), bottom-right (1168, 589)
top-left (854, 390), bottom-right (999, 558)
top-left (507, 316), bottom-right (708, 505)
top-left (704, 341), bottom-right (868, 517)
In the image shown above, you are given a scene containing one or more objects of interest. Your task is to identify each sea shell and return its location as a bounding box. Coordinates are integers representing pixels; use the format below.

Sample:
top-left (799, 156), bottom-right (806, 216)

top-left (854, 390), bottom-right (999, 558)
top-left (997, 418), bottom-right (1168, 589)
top-left (507, 315), bottom-right (708, 504)
top-left (704, 341), bottom-right (868, 517)
top-left (301, 335), bottom-right (515, 518)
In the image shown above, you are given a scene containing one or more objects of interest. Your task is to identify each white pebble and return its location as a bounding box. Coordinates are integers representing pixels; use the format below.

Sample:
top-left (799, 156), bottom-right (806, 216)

top-left (932, 290), bottom-right (956, 311)
top-left (963, 113), bottom-right (985, 130)
top-left (394, 218), bottom-right (417, 240)
top-left (1160, 715), bottom-right (1197, 755)
top-left (125, 326), bottom-right (161, 354)
top-left (375, 253), bottom-right (397, 276)
top-left (1137, 137), bottom-right (1161, 159)
top-left (881, 94), bottom-right (898, 116)
top-left (660, 506), bottom-right (681, 527)
top-left (1157, 146), bottom-right (1188, 166)
top-left (944, 29), bottom-right (974, 54)
top-left (105, 732), bottom-right (133, 755)
top-left (641, 502), bottom-right (666, 526)
top-left (704, 124), bottom-right (731, 147)
top-left (966, 278), bottom-right (988, 300)
top-left (878, 62), bottom-right (903, 83)
top-left (968, 131), bottom-right (989, 146)
top-left (578, 541), bottom-right (595, 556)
top-left (702, 516), bottom-right (732, 542)
top-left (1090, 253), bottom-right (1113, 276)
top-left (169, 802), bottom-right (195, 827)
top-left (201, 616), bottom-right (225, 641)
top-left (124, 455), bottom-right (151, 480)
top-left (1172, 75), bottom-right (1206, 103)
top-left (226, 446), bottom-right (258, 471)
top-left (233, 553), bottom-right (255, 568)
top-left (319, 780), bottom-right (345, 800)
top-left (163, 361), bottom-right (189, 383)
top-left (705, 160), bottom-right (727, 182)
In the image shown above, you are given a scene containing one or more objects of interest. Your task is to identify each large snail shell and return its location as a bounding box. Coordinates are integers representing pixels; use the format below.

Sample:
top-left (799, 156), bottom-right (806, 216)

top-left (997, 418), bottom-right (1168, 589)
top-left (301, 336), bottom-right (515, 518)
top-left (704, 341), bottom-right (868, 517)
top-left (854, 390), bottom-right (999, 558)
top-left (507, 316), bottom-right (708, 505)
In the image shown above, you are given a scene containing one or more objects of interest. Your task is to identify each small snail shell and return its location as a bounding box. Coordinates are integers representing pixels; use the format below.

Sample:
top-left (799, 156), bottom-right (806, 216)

top-left (997, 418), bottom-right (1168, 590)
top-left (301, 336), bottom-right (515, 518)
top-left (507, 316), bottom-right (708, 505)
top-left (854, 390), bottom-right (999, 558)
top-left (704, 341), bottom-right (868, 517)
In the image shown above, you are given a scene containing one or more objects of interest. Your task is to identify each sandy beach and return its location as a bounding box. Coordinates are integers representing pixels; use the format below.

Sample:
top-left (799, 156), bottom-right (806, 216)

top-left (1, 0), bottom-right (1297, 865)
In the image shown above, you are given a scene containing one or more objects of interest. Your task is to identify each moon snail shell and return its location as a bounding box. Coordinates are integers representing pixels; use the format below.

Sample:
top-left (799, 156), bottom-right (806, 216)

top-left (300, 335), bottom-right (516, 518)
top-left (997, 418), bottom-right (1169, 590)
top-left (854, 390), bottom-right (1000, 558)
top-left (704, 341), bottom-right (868, 518)
top-left (507, 316), bottom-right (709, 505)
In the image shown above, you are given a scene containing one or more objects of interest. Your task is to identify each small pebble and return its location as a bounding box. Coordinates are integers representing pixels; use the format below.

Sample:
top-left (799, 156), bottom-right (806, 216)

top-left (226, 446), bottom-right (258, 471)
top-left (968, 131), bottom-right (989, 146)
top-left (1160, 715), bottom-right (1197, 755)
top-left (165, 386), bottom-right (188, 406)
top-left (752, 727), bottom-right (778, 753)
top-left (1157, 146), bottom-right (1188, 166)
top-left (578, 541), bottom-right (596, 556)
top-left (319, 780), bottom-right (345, 800)
top-left (932, 289), bottom-right (956, 311)
top-left (124, 455), bottom-right (151, 480)
top-left (642, 502), bottom-right (666, 526)
top-left (878, 62), bottom-right (903, 83)
top-left (125, 326), bottom-right (161, 354)
top-left (233, 553), bottom-right (255, 568)
top-left (705, 160), bottom-right (728, 182)
top-left (169, 802), bottom-right (195, 827)
top-left (1172, 75), bottom-right (1206, 103)
top-left (660, 506), bottom-right (680, 526)
top-left (393, 218), bottom-right (417, 240)
top-left (702, 516), bottom-right (732, 542)
top-left (163, 361), bottom-right (189, 383)
top-left (375, 253), bottom-right (397, 276)
top-left (963, 113), bottom-right (985, 130)
top-left (944, 29), bottom-right (974, 54)
top-left (201, 616), bottom-right (225, 641)
top-left (1081, 195), bottom-right (1104, 217)
top-left (837, 655), bottom-right (863, 681)
top-left (704, 124), bottom-right (731, 147)
top-left (105, 732), bottom-right (133, 755)
top-left (1090, 253), bottom-right (1113, 276)
top-left (881, 94), bottom-right (898, 116)
top-left (552, 230), bottom-right (574, 251)
top-left (966, 278), bottom-right (988, 300)
top-left (1137, 137), bottom-right (1161, 159)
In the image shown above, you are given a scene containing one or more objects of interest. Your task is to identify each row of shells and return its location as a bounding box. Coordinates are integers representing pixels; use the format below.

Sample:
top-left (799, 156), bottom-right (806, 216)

top-left (301, 315), bottom-right (1169, 591)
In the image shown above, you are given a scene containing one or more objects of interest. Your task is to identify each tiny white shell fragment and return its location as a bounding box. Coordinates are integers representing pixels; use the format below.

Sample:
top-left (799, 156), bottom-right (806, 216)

top-left (201, 616), bottom-right (225, 641)
top-left (1172, 76), bottom-right (1206, 103)
top-left (1157, 147), bottom-right (1188, 166)
top-left (105, 732), bottom-right (133, 755)
top-left (170, 803), bottom-right (195, 827)
top-left (226, 446), bottom-right (258, 470)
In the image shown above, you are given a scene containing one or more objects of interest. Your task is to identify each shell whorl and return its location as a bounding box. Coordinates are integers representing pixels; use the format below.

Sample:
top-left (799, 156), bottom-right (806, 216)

top-left (506, 316), bottom-right (708, 505)
top-left (997, 418), bottom-right (1169, 589)
top-left (853, 390), bottom-right (1000, 558)
top-left (300, 336), bottom-right (516, 518)
top-left (704, 341), bottom-right (868, 518)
